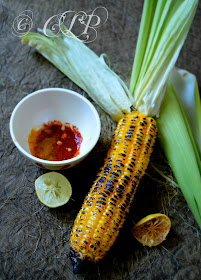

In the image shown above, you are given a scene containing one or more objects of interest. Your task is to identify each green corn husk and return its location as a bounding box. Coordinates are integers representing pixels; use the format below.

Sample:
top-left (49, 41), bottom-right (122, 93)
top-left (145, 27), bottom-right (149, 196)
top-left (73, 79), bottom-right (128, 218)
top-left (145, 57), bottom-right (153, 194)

top-left (168, 68), bottom-right (201, 158)
top-left (20, 30), bottom-right (132, 122)
top-left (157, 69), bottom-right (201, 227)
top-left (129, 0), bottom-right (198, 117)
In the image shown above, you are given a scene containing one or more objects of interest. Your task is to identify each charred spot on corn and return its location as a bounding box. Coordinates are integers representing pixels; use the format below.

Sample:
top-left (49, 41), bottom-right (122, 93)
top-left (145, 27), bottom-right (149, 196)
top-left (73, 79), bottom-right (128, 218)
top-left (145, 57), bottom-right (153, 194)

top-left (69, 111), bottom-right (157, 272)
top-left (69, 249), bottom-right (84, 274)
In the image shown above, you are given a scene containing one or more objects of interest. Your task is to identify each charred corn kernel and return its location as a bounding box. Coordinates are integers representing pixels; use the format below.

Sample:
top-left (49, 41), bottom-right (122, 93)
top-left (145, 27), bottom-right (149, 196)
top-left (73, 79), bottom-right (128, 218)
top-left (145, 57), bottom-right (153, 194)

top-left (69, 111), bottom-right (157, 273)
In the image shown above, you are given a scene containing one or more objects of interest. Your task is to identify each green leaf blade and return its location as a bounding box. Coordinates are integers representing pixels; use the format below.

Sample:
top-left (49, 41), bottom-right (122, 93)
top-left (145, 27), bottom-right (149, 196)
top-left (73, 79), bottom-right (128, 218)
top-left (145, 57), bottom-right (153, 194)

top-left (129, 0), bottom-right (198, 117)
top-left (157, 83), bottom-right (201, 228)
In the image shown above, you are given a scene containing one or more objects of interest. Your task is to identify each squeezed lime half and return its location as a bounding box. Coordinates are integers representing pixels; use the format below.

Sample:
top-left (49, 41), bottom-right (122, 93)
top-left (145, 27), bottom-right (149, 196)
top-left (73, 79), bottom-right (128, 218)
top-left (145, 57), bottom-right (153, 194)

top-left (35, 172), bottom-right (72, 208)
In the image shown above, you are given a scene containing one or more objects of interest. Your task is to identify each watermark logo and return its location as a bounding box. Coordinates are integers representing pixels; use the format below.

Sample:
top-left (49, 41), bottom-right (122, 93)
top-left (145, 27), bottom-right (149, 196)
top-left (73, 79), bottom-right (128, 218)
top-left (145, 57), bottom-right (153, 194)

top-left (12, 7), bottom-right (108, 43)
top-left (11, 10), bottom-right (33, 37)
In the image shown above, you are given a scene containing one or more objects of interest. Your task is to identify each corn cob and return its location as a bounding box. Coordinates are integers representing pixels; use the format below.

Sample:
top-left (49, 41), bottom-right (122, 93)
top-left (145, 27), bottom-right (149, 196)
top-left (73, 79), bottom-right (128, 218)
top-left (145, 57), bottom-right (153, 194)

top-left (69, 111), bottom-right (157, 273)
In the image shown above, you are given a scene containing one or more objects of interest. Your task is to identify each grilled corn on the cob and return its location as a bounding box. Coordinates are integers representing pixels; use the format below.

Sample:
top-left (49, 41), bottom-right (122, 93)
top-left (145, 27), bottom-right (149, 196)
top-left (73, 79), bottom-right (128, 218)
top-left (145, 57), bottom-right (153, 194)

top-left (69, 111), bottom-right (157, 273)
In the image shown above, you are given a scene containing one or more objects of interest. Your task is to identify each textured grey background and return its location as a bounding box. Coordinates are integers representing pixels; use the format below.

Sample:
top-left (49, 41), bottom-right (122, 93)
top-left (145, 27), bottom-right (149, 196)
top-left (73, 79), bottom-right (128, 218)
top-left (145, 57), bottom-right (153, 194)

top-left (0, 0), bottom-right (201, 279)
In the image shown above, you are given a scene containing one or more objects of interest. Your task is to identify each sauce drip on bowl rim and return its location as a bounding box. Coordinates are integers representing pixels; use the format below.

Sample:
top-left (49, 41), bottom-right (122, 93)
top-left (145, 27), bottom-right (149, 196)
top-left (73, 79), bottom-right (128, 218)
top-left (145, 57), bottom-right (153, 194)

top-left (28, 120), bottom-right (82, 161)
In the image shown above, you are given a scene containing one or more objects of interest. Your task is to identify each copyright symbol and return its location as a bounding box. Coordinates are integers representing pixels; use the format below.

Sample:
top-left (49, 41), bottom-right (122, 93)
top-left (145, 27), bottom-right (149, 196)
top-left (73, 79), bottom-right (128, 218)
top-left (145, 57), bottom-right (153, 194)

top-left (11, 10), bottom-right (33, 37)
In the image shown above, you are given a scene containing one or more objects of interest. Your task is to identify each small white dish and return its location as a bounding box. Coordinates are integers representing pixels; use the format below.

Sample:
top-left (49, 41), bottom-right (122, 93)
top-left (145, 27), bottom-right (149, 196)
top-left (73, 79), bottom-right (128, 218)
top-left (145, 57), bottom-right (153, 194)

top-left (10, 88), bottom-right (101, 170)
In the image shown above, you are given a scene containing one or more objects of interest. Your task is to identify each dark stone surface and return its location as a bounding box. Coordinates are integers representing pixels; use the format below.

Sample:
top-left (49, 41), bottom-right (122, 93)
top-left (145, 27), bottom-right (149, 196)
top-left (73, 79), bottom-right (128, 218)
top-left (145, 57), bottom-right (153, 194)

top-left (0, 1), bottom-right (201, 279)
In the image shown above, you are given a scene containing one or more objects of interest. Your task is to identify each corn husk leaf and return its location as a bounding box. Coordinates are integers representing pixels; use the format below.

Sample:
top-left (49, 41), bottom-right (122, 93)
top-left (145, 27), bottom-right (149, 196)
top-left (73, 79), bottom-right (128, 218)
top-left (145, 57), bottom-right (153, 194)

top-left (21, 30), bottom-right (132, 122)
top-left (129, 0), bottom-right (198, 117)
top-left (157, 74), bottom-right (201, 228)
top-left (169, 68), bottom-right (201, 158)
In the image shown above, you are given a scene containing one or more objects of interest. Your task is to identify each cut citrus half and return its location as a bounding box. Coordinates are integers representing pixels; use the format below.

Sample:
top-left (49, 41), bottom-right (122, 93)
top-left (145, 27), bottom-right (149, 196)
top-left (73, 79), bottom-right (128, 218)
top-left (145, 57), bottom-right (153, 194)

top-left (131, 213), bottom-right (171, 247)
top-left (35, 172), bottom-right (72, 208)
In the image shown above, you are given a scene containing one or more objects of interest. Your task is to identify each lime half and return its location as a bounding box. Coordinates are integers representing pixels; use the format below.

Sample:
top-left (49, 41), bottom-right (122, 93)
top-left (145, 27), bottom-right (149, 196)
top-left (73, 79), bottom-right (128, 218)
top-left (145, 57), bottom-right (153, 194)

top-left (35, 172), bottom-right (72, 208)
top-left (131, 213), bottom-right (171, 247)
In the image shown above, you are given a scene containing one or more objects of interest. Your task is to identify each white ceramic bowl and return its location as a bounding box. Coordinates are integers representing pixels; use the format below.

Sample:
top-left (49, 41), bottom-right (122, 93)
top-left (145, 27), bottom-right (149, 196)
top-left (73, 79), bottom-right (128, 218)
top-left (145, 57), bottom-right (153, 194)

top-left (10, 88), bottom-right (101, 170)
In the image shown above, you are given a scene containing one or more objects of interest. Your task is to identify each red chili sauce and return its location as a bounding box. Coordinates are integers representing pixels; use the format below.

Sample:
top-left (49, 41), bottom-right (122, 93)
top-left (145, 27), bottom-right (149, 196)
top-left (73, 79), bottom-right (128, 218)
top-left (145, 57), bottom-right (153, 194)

top-left (28, 121), bottom-right (82, 161)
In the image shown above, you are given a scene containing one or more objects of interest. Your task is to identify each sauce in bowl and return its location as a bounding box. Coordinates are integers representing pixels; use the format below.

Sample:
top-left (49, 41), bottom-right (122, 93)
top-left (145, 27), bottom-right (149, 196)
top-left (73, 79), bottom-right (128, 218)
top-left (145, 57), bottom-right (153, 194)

top-left (28, 121), bottom-right (82, 161)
